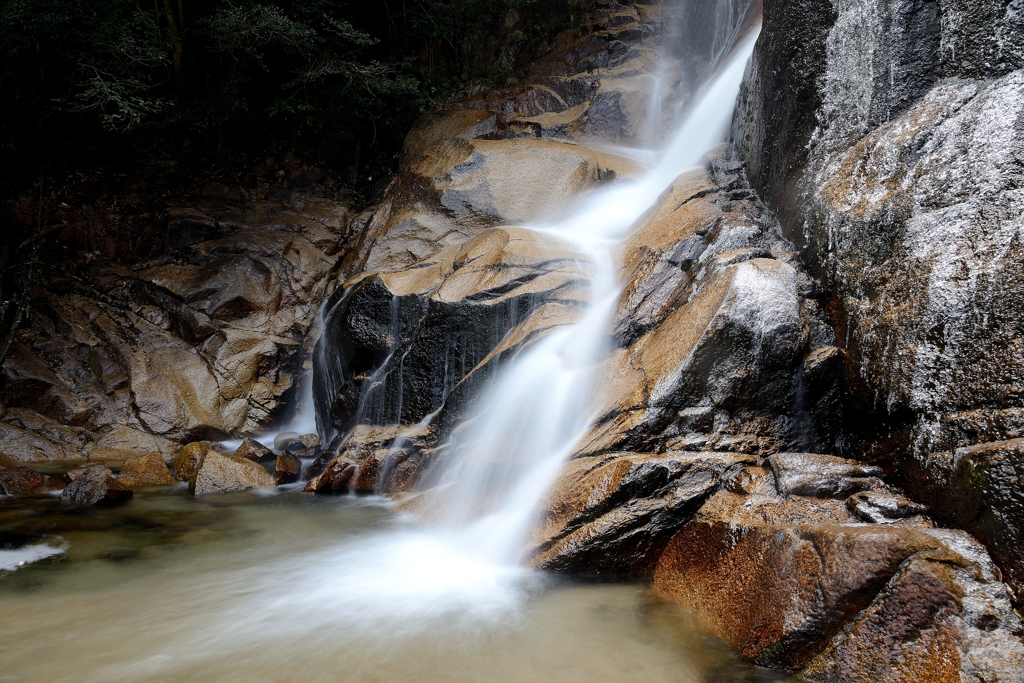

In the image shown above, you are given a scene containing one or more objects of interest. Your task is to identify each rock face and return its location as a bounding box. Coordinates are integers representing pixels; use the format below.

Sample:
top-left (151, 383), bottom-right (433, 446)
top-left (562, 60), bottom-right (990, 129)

top-left (734, 0), bottom-right (1024, 597)
top-left (189, 451), bottom-right (275, 495)
top-left (528, 451), bottom-right (754, 575)
top-left (652, 454), bottom-right (1024, 682)
top-left (117, 452), bottom-right (177, 488)
top-left (60, 465), bottom-right (133, 507)
top-left (0, 170), bottom-right (354, 463)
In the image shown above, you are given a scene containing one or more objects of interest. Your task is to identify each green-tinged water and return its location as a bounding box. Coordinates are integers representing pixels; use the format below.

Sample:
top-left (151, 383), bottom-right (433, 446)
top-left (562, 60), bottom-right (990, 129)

top-left (1, 489), bottom-right (785, 683)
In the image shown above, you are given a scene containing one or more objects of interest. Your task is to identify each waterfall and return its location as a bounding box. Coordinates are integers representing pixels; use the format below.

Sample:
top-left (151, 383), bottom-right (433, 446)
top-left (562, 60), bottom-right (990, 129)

top-left (430, 32), bottom-right (761, 565)
top-left (216, 6), bottom-right (760, 639)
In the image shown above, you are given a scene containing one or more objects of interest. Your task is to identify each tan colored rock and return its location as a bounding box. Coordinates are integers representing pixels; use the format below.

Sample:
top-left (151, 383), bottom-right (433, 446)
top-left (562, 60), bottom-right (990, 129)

top-left (274, 453), bottom-right (301, 486)
top-left (173, 441), bottom-right (212, 482)
top-left (117, 452), bottom-right (177, 488)
top-left (189, 452), bottom-right (274, 495)
top-left (652, 457), bottom-right (1024, 681)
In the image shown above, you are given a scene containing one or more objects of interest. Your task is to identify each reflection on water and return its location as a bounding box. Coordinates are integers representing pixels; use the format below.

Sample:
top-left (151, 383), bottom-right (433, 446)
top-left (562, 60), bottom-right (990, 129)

top-left (0, 491), bottom-right (787, 683)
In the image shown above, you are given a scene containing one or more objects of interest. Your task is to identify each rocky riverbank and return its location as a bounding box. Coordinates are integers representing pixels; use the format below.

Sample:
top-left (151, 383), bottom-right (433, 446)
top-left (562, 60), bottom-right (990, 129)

top-left (2, 1), bottom-right (1023, 681)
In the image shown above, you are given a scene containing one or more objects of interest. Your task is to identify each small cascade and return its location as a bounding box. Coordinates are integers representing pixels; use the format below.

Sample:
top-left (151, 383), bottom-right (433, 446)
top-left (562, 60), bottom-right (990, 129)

top-left (431, 32), bottom-right (761, 564)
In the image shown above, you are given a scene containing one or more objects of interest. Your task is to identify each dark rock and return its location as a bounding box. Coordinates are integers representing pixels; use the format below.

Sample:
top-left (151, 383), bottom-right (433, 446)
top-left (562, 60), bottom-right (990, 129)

top-left (60, 465), bottom-right (133, 507)
top-left (117, 452), bottom-right (177, 488)
top-left (189, 452), bottom-right (274, 495)
top-left (0, 466), bottom-right (63, 496)
top-left (274, 453), bottom-right (302, 486)
top-left (905, 438), bottom-right (1024, 602)
top-left (735, 0), bottom-right (1024, 603)
top-left (234, 438), bottom-right (274, 463)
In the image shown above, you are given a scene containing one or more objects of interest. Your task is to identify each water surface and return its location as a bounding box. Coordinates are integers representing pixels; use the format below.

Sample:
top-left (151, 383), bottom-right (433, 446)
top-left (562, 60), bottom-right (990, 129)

top-left (1, 490), bottom-right (784, 683)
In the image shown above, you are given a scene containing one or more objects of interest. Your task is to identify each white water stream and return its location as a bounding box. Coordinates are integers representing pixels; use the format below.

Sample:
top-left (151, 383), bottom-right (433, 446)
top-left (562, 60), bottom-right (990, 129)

top-left (229, 29), bottom-right (759, 634)
top-left (252, 31), bottom-right (762, 632)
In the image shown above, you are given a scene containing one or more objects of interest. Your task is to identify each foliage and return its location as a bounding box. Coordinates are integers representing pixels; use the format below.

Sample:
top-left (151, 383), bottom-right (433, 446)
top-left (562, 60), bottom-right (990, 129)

top-left (0, 0), bottom-right (584, 202)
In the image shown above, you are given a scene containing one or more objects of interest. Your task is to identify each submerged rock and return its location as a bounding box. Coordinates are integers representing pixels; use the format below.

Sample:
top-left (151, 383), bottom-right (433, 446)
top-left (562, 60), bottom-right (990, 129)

top-left (117, 452), bottom-right (178, 488)
top-left (61, 465), bottom-right (133, 507)
top-left (189, 452), bottom-right (274, 495)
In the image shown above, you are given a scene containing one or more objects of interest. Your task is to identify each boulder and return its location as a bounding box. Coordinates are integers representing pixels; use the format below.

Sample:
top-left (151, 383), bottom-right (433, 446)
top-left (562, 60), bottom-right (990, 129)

top-left (60, 465), bottom-right (133, 507)
top-left (735, 0), bottom-right (1024, 603)
top-left (274, 453), bottom-right (302, 486)
top-left (303, 457), bottom-right (357, 494)
top-left (905, 438), bottom-right (1024, 602)
top-left (528, 452), bottom-right (754, 575)
top-left (117, 452), bottom-right (177, 488)
top-left (234, 438), bottom-right (274, 463)
top-left (0, 466), bottom-right (63, 496)
top-left (652, 456), bottom-right (1024, 681)
top-left (173, 441), bottom-right (212, 482)
top-left (189, 452), bottom-right (274, 495)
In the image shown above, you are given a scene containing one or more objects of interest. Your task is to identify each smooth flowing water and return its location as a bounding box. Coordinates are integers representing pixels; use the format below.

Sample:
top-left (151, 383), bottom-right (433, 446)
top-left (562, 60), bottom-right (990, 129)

top-left (0, 491), bottom-right (786, 683)
top-left (1, 16), bottom-right (769, 683)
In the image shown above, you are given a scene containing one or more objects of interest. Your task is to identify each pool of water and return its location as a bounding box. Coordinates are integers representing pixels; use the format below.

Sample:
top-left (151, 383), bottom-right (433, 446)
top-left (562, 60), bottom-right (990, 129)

top-left (0, 489), bottom-right (786, 683)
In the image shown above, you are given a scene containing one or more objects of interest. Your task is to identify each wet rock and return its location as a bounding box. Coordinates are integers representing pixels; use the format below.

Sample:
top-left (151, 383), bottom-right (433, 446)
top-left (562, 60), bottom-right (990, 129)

top-left (117, 452), bottom-right (177, 488)
top-left (173, 441), bottom-right (212, 482)
top-left (0, 181), bottom-right (353, 462)
top-left (735, 0), bottom-right (1024, 603)
top-left (303, 457), bottom-right (357, 494)
top-left (0, 466), bottom-right (63, 496)
top-left (767, 453), bottom-right (883, 498)
top-left (298, 433), bottom-right (321, 450)
top-left (60, 465), bottom-right (133, 507)
top-left (189, 452), bottom-right (274, 495)
top-left (273, 432), bottom-right (302, 453)
top-left (234, 438), bottom-right (274, 463)
top-left (652, 459), bottom-right (1024, 681)
top-left (274, 453), bottom-right (301, 486)
top-left (846, 490), bottom-right (927, 524)
top-left (528, 452), bottom-right (754, 576)
top-left (905, 438), bottom-right (1024, 602)
top-left (314, 226), bottom-right (592, 455)
top-left (572, 156), bottom-right (842, 460)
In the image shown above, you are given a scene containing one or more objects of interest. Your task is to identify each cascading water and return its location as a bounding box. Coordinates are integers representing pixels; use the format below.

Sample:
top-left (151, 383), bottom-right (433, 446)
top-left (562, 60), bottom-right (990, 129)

top-left (193, 4), bottom-right (757, 653)
top-left (0, 14), bottom-right (765, 683)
